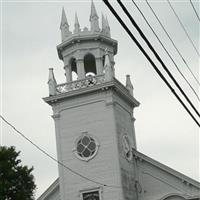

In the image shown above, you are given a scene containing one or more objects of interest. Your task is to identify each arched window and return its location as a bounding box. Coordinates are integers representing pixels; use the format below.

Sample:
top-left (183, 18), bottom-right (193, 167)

top-left (84, 54), bottom-right (97, 77)
top-left (102, 55), bottom-right (106, 73)
top-left (70, 57), bottom-right (78, 81)
top-left (102, 55), bottom-right (105, 67)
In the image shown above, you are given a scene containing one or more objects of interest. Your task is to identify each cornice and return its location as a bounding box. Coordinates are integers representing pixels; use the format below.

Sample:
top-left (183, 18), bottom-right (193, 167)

top-left (57, 33), bottom-right (118, 60)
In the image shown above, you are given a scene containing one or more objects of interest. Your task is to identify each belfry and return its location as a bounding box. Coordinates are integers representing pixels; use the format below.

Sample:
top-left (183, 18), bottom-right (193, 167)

top-left (57, 3), bottom-right (117, 83)
top-left (39, 1), bottom-right (200, 200)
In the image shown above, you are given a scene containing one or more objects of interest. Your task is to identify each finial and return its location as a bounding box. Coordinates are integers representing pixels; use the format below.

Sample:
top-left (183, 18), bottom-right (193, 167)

top-left (74, 12), bottom-right (81, 33)
top-left (104, 49), bottom-right (114, 81)
top-left (105, 16), bottom-right (111, 37)
top-left (60, 7), bottom-right (69, 29)
top-left (90, 0), bottom-right (98, 19)
top-left (48, 68), bottom-right (57, 96)
top-left (60, 7), bottom-right (72, 41)
top-left (102, 13), bottom-right (106, 32)
top-left (101, 14), bottom-right (110, 37)
top-left (126, 74), bottom-right (134, 96)
top-left (90, 0), bottom-right (100, 32)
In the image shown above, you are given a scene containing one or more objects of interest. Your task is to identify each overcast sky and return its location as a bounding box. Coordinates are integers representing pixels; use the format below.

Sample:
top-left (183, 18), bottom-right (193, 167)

top-left (1, 0), bottom-right (199, 198)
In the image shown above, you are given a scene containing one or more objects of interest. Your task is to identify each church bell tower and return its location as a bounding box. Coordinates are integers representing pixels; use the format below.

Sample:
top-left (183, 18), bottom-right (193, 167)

top-left (44, 1), bottom-right (139, 200)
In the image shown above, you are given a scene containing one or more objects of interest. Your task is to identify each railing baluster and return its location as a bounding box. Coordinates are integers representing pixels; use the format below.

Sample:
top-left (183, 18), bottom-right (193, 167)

top-left (56, 74), bottom-right (105, 94)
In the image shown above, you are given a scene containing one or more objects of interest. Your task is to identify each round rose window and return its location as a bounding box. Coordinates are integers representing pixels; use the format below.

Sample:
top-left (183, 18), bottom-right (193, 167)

top-left (74, 134), bottom-right (99, 161)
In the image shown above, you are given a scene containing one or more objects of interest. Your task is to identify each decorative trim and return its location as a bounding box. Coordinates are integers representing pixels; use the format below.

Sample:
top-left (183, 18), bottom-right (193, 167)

top-left (121, 134), bottom-right (133, 162)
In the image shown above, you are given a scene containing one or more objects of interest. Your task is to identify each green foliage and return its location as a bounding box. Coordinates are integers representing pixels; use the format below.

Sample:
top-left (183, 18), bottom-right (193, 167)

top-left (0, 146), bottom-right (36, 200)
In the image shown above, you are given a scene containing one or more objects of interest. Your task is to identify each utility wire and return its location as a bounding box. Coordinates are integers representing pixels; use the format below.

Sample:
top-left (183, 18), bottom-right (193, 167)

top-left (132, 0), bottom-right (200, 102)
top-left (116, 0), bottom-right (200, 118)
top-left (102, 0), bottom-right (200, 127)
top-left (145, 0), bottom-right (200, 87)
top-left (167, 0), bottom-right (200, 57)
top-left (189, 0), bottom-right (200, 22)
top-left (0, 114), bottom-right (120, 189)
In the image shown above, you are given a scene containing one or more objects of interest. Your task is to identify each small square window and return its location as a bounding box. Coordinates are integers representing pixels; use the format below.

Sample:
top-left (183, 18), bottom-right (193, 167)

top-left (80, 187), bottom-right (102, 200)
top-left (82, 190), bottom-right (100, 200)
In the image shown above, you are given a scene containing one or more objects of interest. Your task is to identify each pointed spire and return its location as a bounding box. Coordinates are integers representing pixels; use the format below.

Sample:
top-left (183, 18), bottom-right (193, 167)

top-left (104, 49), bottom-right (114, 81)
top-left (90, 0), bottom-right (98, 19)
top-left (60, 7), bottom-right (69, 29)
top-left (90, 0), bottom-right (100, 32)
top-left (102, 13), bottom-right (106, 31)
top-left (60, 7), bottom-right (72, 41)
top-left (101, 14), bottom-right (110, 37)
top-left (105, 16), bottom-right (111, 37)
top-left (74, 12), bottom-right (81, 33)
top-left (75, 12), bottom-right (79, 25)
top-left (48, 68), bottom-right (57, 96)
top-left (105, 16), bottom-right (109, 27)
top-left (126, 75), bottom-right (134, 96)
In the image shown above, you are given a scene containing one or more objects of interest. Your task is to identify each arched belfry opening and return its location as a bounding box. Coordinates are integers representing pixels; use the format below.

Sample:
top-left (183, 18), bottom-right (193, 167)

top-left (84, 54), bottom-right (97, 76)
top-left (70, 57), bottom-right (78, 81)
top-left (102, 55), bottom-right (105, 66)
top-left (102, 54), bottom-right (106, 73)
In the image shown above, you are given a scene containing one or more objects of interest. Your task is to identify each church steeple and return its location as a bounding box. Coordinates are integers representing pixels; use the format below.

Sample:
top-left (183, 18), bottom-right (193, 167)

top-left (44, 3), bottom-right (139, 200)
top-left (41, 2), bottom-right (200, 200)
top-left (60, 7), bottom-right (71, 41)
top-left (90, 0), bottom-right (100, 32)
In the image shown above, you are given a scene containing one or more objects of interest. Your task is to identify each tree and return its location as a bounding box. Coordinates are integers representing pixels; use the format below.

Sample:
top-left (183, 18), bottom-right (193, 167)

top-left (0, 146), bottom-right (36, 200)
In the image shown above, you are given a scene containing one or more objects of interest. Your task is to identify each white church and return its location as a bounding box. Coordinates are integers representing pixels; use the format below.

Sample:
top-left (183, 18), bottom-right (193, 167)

top-left (38, 1), bottom-right (200, 200)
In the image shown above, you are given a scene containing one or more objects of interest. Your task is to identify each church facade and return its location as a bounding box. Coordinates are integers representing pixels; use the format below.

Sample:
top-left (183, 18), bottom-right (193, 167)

top-left (38, 2), bottom-right (200, 200)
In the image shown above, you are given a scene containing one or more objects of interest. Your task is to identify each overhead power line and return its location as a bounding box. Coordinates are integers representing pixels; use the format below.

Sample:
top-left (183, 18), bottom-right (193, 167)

top-left (0, 115), bottom-right (120, 189)
top-left (116, 0), bottom-right (200, 118)
top-left (189, 0), bottom-right (200, 22)
top-left (102, 0), bottom-right (200, 127)
top-left (132, 0), bottom-right (200, 102)
top-left (145, 0), bottom-right (200, 87)
top-left (167, 0), bottom-right (200, 57)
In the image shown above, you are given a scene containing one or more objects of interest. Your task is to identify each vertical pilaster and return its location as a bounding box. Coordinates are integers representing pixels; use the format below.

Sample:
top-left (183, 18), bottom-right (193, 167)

top-left (51, 113), bottom-right (65, 200)
top-left (96, 57), bottom-right (103, 75)
top-left (64, 65), bottom-right (72, 82)
top-left (76, 59), bottom-right (85, 79)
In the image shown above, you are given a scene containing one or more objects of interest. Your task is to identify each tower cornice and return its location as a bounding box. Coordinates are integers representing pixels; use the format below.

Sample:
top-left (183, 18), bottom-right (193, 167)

top-left (57, 33), bottom-right (118, 60)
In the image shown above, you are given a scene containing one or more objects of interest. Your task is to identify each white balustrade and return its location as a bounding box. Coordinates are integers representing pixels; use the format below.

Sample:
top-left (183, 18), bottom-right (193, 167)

top-left (56, 74), bottom-right (105, 94)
